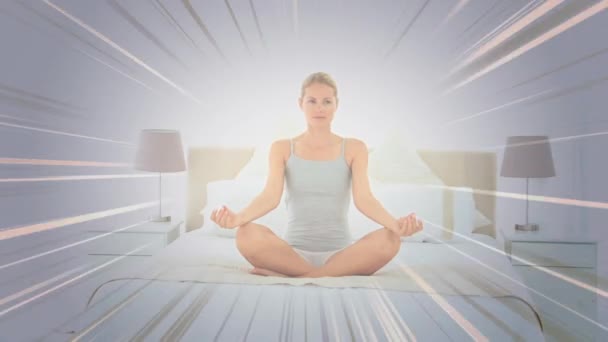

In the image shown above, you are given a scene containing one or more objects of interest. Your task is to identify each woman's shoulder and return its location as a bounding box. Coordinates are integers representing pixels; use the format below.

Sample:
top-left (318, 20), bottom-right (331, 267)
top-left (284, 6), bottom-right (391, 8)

top-left (269, 139), bottom-right (292, 161)
top-left (345, 137), bottom-right (367, 151)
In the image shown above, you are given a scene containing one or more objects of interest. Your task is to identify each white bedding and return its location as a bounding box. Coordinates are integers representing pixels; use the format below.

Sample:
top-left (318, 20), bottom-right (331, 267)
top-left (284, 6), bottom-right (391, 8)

top-left (139, 228), bottom-right (531, 301)
top-left (73, 228), bottom-right (544, 341)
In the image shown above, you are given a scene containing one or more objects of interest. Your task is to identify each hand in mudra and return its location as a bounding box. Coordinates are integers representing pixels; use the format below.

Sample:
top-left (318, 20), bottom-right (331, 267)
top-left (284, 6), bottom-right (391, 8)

top-left (210, 205), bottom-right (241, 229)
top-left (395, 213), bottom-right (423, 237)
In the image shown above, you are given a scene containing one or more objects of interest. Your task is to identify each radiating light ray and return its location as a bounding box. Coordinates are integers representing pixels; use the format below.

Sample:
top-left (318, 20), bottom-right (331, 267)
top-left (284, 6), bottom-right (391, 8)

top-left (181, 0), bottom-right (230, 65)
top-left (457, 0), bottom-right (564, 70)
top-left (76, 45), bottom-right (161, 95)
top-left (0, 114), bottom-right (42, 125)
top-left (418, 225), bottom-right (608, 332)
top-left (447, 0), bottom-right (608, 92)
top-left (440, 73), bottom-right (608, 127)
top-left (9, 2), bottom-right (160, 96)
top-left (0, 120), bottom-right (135, 146)
top-left (83, 332), bottom-right (101, 342)
top-left (448, 0), bottom-right (513, 58)
top-left (108, 0), bottom-right (191, 72)
top-left (322, 292), bottom-right (342, 341)
top-left (343, 292), bottom-right (379, 342)
top-left (0, 201), bottom-right (162, 240)
top-left (385, 2), bottom-right (410, 38)
top-left (351, 293), bottom-right (380, 342)
top-left (42, 0), bottom-right (203, 105)
top-left (384, 0), bottom-right (430, 60)
top-left (0, 219), bottom-right (150, 271)
top-left (14, 0), bottom-right (139, 77)
top-left (367, 290), bottom-right (403, 341)
top-left (0, 158), bottom-right (130, 167)
top-left (0, 264), bottom-right (87, 306)
top-left (445, 0), bottom-right (471, 23)
top-left (452, 0), bottom-right (543, 69)
top-left (439, 88), bottom-right (553, 128)
top-left (481, 130), bottom-right (608, 151)
top-left (371, 291), bottom-right (408, 341)
top-left (395, 262), bottom-right (488, 341)
top-left (224, 0), bottom-right (252, 57)
top-left (371, 279), bottom-right (416, 341)
top-left (496, 45), bottom-right (608, 93)
top-left (0, 243), bottom-right (152, 318)
top-left (421, 218), bottom-right (608, 299)
top-left (0, 174), bottom-right (156, 183)
top-left (453, 0), bottom-right (503, 40)
top-left (0, 83), bottom-right (84, 113)
top-left (151, 0), bottom-right (206, 58)
top-left (248, 0), bottom-right (267, 51)
top-left (73, 267), bottom-right (172, 341)
top-left (418, 183), bottom-right (608, 210)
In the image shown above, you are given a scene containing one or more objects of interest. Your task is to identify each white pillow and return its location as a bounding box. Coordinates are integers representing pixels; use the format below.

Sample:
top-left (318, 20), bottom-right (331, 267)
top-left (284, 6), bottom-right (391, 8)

top-left (368, 131), bottom-right (442, 185)
top-left (201, 177), bottom-right (287, 238)
top-left (349, 182), bottom-right (445, 242)
top-left (367, 130), bottom-right (490, 239)
top-left (236, 144), bottom-right (271, 179)
top-left (474, 210), bottom-right (493, 228)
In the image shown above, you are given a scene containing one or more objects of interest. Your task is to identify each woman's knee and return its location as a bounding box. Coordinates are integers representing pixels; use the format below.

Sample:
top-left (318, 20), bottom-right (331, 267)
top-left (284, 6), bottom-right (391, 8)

top-left (235, 223), bottom-right (272, 257)
top-left (374, 228), bottom-right (401, 257)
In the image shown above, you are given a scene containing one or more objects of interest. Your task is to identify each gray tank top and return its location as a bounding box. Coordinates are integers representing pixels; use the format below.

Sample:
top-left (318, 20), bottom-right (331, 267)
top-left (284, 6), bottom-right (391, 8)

top-left (283, 137), bottom-right (353, 252)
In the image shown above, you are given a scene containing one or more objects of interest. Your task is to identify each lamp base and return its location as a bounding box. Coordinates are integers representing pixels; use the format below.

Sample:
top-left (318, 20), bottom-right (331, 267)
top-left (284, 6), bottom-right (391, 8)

top-left (515, 223), bottom-right (539, 231)
top-left (150, 215), bottom-right (171, 222)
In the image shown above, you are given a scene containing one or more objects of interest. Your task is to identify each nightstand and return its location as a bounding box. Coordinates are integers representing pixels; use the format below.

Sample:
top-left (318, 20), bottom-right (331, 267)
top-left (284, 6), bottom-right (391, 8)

top-left (504, 228), bottom-right (601, 341)
top-left (83, 220), bottom-right (182, 256)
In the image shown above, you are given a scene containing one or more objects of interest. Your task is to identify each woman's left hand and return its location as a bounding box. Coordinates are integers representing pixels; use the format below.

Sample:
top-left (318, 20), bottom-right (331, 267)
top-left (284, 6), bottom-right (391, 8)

top-left (397, 213), bottom-right (423, 237)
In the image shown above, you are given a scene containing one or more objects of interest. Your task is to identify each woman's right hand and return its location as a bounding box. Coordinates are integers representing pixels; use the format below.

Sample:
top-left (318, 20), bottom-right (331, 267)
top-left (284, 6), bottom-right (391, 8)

top-left (210, 205), bottom-right (242, 229)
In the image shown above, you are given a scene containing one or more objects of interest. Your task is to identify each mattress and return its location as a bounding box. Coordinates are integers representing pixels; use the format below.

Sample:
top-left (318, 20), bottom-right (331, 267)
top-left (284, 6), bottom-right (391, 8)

top-left (60, 228), bottom-right (545, 341)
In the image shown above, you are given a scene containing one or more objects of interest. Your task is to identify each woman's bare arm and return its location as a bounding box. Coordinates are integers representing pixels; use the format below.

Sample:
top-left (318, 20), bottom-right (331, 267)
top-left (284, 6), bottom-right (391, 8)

top-left (236, 140), bottom-right (287, 225)
top-left (350, 139), bottom-right (401, 233)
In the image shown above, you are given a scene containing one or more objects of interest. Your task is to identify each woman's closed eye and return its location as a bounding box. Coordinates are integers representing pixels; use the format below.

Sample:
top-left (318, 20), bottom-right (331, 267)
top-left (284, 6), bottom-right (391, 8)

top-left (308, 100), bottom-right (332, 104)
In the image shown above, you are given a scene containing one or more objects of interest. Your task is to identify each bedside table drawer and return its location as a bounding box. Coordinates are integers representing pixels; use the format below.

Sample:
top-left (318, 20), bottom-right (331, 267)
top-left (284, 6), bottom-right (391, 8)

top-left (510, 242), bottom-right (596, 268)
top-left (82, 232), bottom-right (166, 256)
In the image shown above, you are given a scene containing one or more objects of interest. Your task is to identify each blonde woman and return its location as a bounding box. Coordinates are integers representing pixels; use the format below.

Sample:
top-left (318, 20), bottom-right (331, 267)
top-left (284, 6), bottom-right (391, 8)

top-left (211, 72), bottom-right (423, 278)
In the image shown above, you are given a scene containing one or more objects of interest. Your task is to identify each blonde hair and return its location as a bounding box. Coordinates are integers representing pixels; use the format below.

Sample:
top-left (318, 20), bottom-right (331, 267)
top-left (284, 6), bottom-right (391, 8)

top-left (300, 72), bottom-right (338, 99)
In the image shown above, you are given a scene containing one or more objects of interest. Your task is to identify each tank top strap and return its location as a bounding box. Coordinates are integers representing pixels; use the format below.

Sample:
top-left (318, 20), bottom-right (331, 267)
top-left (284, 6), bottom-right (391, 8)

top-left (341, 137), bottom-right (346, 157)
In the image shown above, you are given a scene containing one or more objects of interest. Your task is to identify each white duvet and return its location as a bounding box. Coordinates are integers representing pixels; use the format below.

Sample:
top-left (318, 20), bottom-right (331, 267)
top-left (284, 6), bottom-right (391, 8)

top-left (142, 228), bottom-right (535, 307)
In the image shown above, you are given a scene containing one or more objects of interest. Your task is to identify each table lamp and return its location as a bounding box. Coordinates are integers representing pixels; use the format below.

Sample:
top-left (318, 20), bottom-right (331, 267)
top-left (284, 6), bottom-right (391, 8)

top-left (134, 129), bottom-right (186, 222)
top-left (500, 136), bottom-right (555, 231)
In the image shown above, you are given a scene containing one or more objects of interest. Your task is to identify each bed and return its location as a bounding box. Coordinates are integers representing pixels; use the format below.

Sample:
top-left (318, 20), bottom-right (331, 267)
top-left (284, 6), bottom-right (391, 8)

top-left (64, 143), bottom-right (545, 341)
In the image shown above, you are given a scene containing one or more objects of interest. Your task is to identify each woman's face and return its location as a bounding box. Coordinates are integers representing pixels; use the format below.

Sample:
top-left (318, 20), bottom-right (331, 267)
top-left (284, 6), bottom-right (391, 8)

top-left (299, 82), bottom-right (338, 127)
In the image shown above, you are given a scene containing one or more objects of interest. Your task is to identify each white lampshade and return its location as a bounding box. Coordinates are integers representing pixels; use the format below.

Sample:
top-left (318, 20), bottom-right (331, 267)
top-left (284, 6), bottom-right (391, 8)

top-left (500, 136), bottom-right (555, 178)
top-left (134, 129), bottom-right (186, 172)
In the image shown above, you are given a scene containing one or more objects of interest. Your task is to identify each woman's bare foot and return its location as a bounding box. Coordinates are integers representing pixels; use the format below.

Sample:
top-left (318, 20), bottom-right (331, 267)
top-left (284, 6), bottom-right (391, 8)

top-left (249, 267), bottom-right (288, 277)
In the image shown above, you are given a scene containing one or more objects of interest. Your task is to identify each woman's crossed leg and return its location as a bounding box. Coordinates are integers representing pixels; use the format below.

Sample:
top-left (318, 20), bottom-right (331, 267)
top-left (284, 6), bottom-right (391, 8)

top-left (236, 222), bottom-right (400, 278)
top-left (235, 222), bottom-right (315, 277)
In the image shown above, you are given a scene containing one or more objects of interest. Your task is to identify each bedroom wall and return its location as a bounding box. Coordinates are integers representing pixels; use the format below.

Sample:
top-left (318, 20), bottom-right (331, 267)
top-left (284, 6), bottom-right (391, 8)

top-left (415, 6), bottom-right (608, 324)
top-left (423, 8), bottom-right (608, 266)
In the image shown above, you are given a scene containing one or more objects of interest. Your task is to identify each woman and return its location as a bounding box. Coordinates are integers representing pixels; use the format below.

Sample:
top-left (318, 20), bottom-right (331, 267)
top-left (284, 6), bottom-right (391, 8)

top-left (210, 72), bottom-right (423, 278)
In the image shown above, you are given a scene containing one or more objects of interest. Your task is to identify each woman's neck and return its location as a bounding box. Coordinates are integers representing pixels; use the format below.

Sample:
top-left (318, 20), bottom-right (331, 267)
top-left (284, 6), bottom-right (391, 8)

top-left (300, 128), bottom-right (337, 148)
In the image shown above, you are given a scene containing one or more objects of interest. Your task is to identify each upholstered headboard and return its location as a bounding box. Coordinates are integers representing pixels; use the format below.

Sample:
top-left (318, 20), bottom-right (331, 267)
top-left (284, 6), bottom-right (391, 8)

top-left (417, 150), bottom-right (497, 237)
top-left (185, 147), bottom-right (497, 237)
